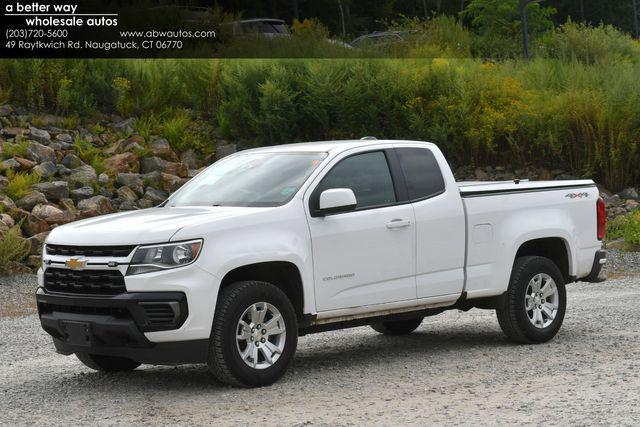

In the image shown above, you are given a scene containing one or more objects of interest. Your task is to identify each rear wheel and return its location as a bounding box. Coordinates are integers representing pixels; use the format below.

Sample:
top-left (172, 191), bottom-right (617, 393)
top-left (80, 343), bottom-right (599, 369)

top-left (371, 317), bottom-right (423, 335)
top-left (208, 281), bottom-right (298, 387)
top-left (496, 256), bottom-right (566, 344)
top-left (75, 353), bottom-right (141, 372)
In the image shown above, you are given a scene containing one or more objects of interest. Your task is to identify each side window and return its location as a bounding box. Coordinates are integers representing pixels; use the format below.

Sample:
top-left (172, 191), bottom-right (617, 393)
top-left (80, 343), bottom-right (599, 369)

top-left (315, 151), bottom-right (396, 209)
top-left (396, 148), bottom-right (445, 201)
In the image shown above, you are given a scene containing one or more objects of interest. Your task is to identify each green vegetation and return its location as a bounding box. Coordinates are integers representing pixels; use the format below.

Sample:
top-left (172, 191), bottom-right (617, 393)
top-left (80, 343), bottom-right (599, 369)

top-left (0, 21), bottom-right (638, 190)
top-left (74, 137), bottom-right (106, 176)
top-left (2, 140), bottom-right (29, 159)
top-left (5, 171), bottom-right (41, 200)
top-left (608, 210), bottom-right (640, 248)
top-left (0, 225), bottom-right (30, 274)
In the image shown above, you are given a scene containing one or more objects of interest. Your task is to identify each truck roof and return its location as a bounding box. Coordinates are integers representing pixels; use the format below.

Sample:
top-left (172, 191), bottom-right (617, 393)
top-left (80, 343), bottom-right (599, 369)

top-left (241, 139), bottom-right (438, 155)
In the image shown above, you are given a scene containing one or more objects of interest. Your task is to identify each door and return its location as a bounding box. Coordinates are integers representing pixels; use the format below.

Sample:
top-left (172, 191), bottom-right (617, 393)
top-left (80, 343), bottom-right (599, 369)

top-left (395, 147), bottom-right (466, 298)
top-left (307, 150), bottom-right (416, 312)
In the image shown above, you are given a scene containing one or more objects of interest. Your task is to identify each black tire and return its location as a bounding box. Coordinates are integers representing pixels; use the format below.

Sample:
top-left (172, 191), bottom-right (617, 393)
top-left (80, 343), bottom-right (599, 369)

top-left (371, 317), bottom-right (424, 335)
top-left (75, 353), bottom-right (141, 372)
top-left (496, 256), bottom-right (567, 344)
top-left (208, 281), bottom-right (298, 387)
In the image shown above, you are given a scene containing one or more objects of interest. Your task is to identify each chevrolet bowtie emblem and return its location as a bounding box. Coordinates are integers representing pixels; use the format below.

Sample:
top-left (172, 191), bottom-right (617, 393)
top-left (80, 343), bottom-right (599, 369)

top-left (65, 258), bottom-right (86, 270)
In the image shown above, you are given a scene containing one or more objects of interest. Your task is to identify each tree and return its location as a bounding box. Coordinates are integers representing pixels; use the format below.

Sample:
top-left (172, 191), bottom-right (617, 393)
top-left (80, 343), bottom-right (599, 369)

top-left (633, 0), bottom-right (639, 38)
top-left (462, 0), bottom-right (556, 58)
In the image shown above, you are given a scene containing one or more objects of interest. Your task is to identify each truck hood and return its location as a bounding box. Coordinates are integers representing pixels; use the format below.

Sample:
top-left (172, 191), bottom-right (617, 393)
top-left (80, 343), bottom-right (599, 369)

top-left (46, 206), bottom-right (262, 246)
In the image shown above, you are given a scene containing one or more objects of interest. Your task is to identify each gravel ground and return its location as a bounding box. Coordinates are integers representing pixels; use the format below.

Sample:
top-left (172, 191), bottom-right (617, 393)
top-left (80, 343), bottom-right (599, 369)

top-left (1, 251), bottom-right (639, 426)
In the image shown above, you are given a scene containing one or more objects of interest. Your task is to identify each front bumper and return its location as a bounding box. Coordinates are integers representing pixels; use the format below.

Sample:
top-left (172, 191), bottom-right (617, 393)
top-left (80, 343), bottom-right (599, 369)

top-left (36, 288), bottom-right (208, 364)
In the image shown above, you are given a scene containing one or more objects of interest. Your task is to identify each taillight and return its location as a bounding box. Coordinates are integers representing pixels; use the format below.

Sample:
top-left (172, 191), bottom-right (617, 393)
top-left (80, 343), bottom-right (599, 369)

top-left (597, 197), bottom-right (606, 240)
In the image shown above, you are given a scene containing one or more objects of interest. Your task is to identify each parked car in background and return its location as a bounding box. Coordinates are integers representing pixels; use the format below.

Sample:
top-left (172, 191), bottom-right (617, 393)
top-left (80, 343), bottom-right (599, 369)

top-left (350, 30), bottom-right (414, 49)
top-left (231, 18), bottom-right (291, 38)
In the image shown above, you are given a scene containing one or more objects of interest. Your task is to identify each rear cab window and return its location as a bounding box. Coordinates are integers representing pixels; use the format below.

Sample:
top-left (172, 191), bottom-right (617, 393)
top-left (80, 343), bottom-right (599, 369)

top-left (395, 147), bottom-right (445, 201)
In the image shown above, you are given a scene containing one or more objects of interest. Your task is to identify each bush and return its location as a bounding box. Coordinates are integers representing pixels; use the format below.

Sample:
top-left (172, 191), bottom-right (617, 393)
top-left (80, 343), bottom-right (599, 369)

top-left (537, 22), bottom-right (640, 65)
top-left (74, 136), bottom-right (106, 175)
top-left (0, 225), bottom-right (30, 275)
top-left (607, 210), bottom-right (640, 248)
top-left (5, 171), bottom-right (41, 200)
top-left (2, 140), bottom-right (29, 158)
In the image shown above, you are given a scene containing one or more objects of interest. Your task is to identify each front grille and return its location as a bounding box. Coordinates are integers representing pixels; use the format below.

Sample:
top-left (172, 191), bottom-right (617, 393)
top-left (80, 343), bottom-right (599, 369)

top-left (45, 244), bottom-right (136, 257)
top-left (44, 268), bottom-right (126, 295)
top-left (140, 303), bottom-right (178, 326)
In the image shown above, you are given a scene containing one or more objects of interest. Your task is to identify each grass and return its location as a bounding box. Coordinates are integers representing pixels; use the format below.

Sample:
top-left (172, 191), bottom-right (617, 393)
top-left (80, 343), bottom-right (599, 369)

top-left (0, 225), bottom-right (30, 274)
top-left (2, 140), bottom-right (29, 159)
top-left (74, 136), bottom-right (106, 175)
top-left (5, 170), bottom-right (41, 200)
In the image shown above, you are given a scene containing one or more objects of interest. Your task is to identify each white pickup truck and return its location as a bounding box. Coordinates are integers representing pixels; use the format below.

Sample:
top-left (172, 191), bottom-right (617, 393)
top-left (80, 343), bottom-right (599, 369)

top-left (36, 139), bottom-right (607, 387)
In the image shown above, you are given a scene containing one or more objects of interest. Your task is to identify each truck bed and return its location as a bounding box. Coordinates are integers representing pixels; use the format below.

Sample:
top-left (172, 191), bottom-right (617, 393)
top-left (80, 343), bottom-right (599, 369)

top-left (457, 179), bottom-right (595, 197)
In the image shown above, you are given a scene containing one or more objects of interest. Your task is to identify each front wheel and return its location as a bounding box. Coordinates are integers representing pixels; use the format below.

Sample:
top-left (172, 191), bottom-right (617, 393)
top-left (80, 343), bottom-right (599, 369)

top-left (76, 353), bottom-right (141, 372)
top-left (208, 281), bottom-right (298, 387)
top-left (496, 256), bottom-right (567, 344)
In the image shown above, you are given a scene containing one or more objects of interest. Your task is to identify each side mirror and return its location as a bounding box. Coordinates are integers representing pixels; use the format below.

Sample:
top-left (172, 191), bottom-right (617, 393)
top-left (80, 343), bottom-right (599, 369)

top-left (317, 188), bottom-right (357, 216)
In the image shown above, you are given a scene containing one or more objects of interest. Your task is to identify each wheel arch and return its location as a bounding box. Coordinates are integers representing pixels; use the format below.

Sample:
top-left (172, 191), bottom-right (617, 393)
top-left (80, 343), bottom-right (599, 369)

top-left (219, 261), bottom-right (306, 322)
top-left (514, 237), bottom-right (573, 282)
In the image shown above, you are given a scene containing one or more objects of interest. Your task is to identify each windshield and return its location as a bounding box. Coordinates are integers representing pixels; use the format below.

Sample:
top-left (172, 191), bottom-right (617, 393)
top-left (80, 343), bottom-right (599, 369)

top-left (168, 152), bottom-right (327, 207)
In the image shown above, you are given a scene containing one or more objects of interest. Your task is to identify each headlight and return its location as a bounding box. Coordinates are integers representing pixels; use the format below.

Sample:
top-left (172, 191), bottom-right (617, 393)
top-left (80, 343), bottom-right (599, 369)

top-left (127, 240), bottom-right (203, 276)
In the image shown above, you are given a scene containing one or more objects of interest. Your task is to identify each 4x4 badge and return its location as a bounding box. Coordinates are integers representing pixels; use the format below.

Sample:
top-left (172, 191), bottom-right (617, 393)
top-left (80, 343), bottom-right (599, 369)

top-left (65, 258), bottom-right (87, 270)
top-left (565, 192), bottom-right (589, 199)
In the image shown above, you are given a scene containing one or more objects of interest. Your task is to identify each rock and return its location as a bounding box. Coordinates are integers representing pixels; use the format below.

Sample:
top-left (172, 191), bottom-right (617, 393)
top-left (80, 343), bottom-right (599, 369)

top-left (0, 213), bottom-right (15, 233)
top-left (26, 255), bottom-right (42, 269)
top-left (98, 187), bottom-right (113, 198)
top-left (116, 173), bottom-right (144, 196)
top-left (32, 203), bottom-right (63, 221)
top-left (110, 118), bottom-right (135, 134)
top-left (61, 153), bottom-right (84, 169)
top-left (32, 161), bottom-right (58, 179)
top-left (140, 156), bottom-right (165, 174)
top-left (118, 200), bottom-right (138, 211)
top-left (188, 168), bottom-right (205, 178)
top-left (2, 127), bottom-right (27, 138)
top-left (180, 149), bottom-right (199, 169)
top-left (215, 143), bottom-right (237, 160)
top-left (0, 105), bottom-right (13, 116)
top-left (150, 138), bottom-right (178, 160)
top-left (619, 187), bottom-right (639, 200)
top-left (27, 142), bottom-right (55, 163)
top-left (70, 186), bottom-right (94, 201)
top-left (77, 195), bottom-right (114, 216)
top-left (625, 200), bottom-right (639, 211)
top-left (605, 194), bottom-right (621, 205)
top-left (160, 173), bottom-right (185, 193)
top-left (104, 152), bottom-right (139, 173)
top-left (98, 172), bottom-right (110, 185)
top-left (67, 165), bottom-right (97, 188)
top-left (104, 139), bottom-right (125, 155)
top-left (28, 126), bottom-right (51, 144)
top-left (35, 181), bottom-right (69, 202)
top-left (0, 175), bottom-right (7, 193)
top-left (143, 187), bottom-right (168, 204)
top-left (0, 158), bottom-right (21, 172)
top-left (14, 157), bottom-right (37, 170)
top-left (42, 210), bottom-right (76, 225)
top-left (163, 161), bottom-right (188, 178)
top-left (117, 186), bottom-right (138, 202)
top-left (27, 232), bottom-right (49, 255)
top-left (474, 168), bottom-right (488, 181)
top-left (56, 133), bottom-right (73, 144)
top-left (0, 196), bottom-right (16, 211)
top-left (58, 198), bottom-right (75, 211)
top-left (539, 169), bottom-right (555, 181)
top-left (56, 164), bottom-right (71, 177)
top-left (136, 198), bottom-right (154, 209)
top-left (21, 213), bottom-right (50, 236)
top-left (141, 171), bottom-right (162, 188)
top-left (16, 191), bottom-right (47, 211)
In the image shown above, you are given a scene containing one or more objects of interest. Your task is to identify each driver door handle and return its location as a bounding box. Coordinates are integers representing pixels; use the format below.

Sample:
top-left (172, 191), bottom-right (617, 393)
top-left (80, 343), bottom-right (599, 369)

top-left (386, 219), bottom-right (411, 229)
